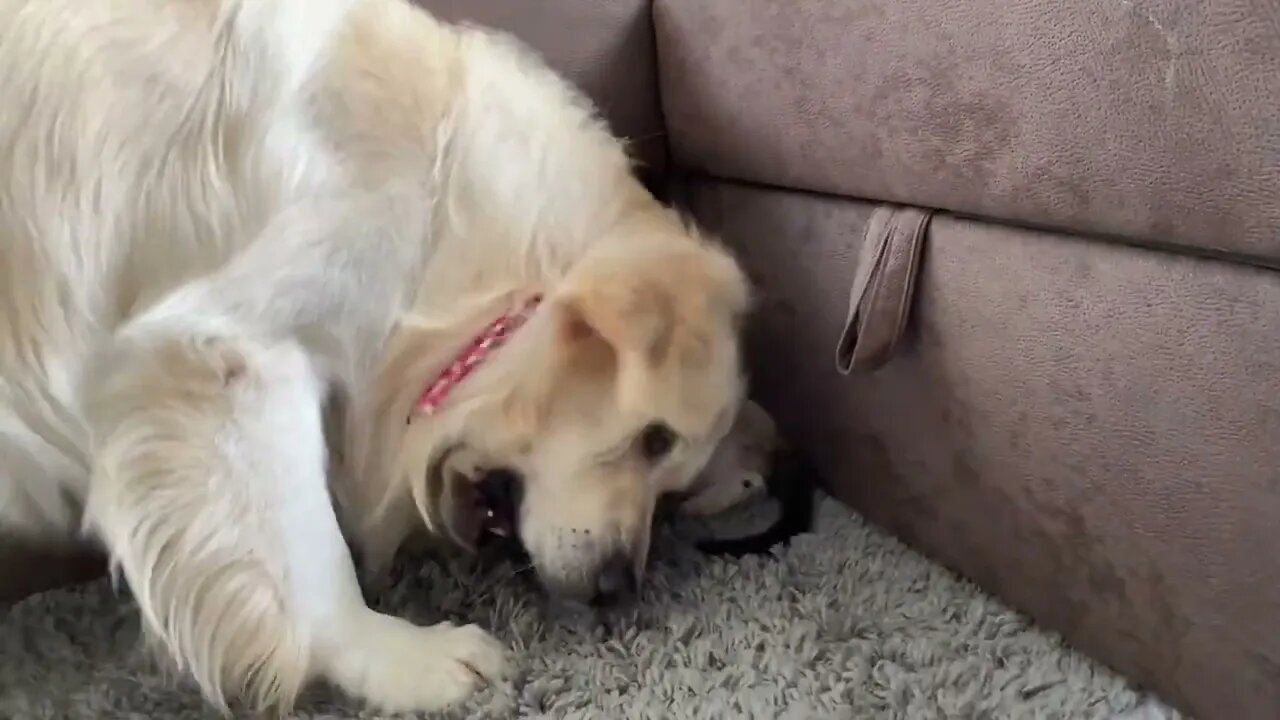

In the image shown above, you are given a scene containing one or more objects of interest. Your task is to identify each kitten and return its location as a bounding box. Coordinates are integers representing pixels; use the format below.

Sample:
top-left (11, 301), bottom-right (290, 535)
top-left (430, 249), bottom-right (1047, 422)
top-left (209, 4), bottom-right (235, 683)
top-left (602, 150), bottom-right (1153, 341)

top-left (695, 441), bottom-right (818, 558)
top-left (678, 400), bottom-right (819, 558)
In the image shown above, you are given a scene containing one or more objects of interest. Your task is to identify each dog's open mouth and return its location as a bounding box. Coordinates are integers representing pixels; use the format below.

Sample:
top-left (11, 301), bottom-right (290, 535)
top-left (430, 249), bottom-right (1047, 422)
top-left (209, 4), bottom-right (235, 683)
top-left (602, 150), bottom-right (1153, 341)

top-left (425, 446), bottom-right (527, 556)
top-left (442, 465), bottom-right (521, 550)
top-left (472, 468), bottom-right (520, 543)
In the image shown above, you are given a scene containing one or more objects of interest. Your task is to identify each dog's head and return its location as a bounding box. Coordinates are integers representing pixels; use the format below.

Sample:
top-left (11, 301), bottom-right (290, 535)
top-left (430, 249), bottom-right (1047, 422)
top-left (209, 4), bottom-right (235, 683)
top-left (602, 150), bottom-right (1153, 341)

top-left (385, 217), bottom-right (748, 605)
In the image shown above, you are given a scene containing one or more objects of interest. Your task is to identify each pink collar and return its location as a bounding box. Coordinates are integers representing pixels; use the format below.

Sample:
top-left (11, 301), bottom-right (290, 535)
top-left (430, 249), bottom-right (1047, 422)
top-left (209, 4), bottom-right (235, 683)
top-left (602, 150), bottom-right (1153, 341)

top-left (410, 295), bottom-right (543, 419)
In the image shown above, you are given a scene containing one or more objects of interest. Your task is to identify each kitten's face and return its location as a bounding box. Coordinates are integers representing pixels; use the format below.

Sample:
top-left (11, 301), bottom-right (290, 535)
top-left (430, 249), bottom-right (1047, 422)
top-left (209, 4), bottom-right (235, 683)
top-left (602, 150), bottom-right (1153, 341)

top-left (678, 400), bottom-right (777, 516)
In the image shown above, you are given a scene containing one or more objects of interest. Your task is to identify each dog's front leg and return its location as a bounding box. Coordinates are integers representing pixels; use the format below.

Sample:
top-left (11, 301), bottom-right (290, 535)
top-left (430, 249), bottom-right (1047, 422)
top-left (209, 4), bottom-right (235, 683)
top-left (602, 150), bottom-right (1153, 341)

top-left (83, 206), bottom-right (509, 714)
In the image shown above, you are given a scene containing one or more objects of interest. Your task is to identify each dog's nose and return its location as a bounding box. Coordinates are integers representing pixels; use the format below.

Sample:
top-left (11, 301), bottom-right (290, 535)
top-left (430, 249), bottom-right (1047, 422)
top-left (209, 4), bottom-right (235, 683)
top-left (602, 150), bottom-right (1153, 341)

top-left (589, 552), bottom-right (637, 608)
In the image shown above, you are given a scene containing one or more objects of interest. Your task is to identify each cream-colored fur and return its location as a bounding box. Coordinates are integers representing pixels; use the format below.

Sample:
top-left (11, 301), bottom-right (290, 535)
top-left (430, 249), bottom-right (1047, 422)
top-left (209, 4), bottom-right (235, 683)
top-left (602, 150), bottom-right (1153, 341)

top-left (0, 0), bottom-right (748, 714)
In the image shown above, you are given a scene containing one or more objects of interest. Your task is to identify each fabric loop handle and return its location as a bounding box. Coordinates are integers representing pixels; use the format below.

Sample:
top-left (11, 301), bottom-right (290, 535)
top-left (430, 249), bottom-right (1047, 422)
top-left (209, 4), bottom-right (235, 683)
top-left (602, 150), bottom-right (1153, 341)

top-left (835, 205), bottom-right (932, 374)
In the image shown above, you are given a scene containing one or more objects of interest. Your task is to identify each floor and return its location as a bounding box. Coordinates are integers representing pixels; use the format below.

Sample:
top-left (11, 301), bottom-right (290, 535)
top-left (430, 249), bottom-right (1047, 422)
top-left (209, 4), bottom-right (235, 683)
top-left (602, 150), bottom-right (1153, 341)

top-left (0, 497), bottom-right (1181, 719)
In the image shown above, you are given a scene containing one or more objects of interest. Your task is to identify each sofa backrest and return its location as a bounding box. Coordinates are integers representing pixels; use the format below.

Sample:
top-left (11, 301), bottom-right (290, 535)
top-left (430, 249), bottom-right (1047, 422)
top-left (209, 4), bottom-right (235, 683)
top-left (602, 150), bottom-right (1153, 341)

top-left (654, 0), bottom-right (1280, 266)
top-left (415, 0), bottom-right (667, 181)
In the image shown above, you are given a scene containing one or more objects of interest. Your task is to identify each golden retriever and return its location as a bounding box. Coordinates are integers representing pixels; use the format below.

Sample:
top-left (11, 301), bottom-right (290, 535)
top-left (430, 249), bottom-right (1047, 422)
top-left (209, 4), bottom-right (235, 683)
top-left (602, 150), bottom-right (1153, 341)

top-left (0, 0), bottom-right (749, 713)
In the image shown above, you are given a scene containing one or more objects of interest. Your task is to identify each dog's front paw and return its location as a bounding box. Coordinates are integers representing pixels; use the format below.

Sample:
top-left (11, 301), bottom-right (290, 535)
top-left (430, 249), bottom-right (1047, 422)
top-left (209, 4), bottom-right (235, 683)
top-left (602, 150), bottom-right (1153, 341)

top-left (323, 614), bottom-right (512, 712)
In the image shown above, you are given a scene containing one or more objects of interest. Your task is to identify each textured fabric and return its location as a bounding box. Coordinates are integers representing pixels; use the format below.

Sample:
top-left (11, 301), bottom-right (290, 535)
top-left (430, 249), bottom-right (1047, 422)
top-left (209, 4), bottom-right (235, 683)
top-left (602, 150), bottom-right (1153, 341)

top-left (657, 0), bottom-right (1280, 263)
top-left (416, 0), bottom-right (666, 179)
top-left (686, 179), bottom-right (1280, 720)
top-left (0, 499), bottom-right (1180, 719)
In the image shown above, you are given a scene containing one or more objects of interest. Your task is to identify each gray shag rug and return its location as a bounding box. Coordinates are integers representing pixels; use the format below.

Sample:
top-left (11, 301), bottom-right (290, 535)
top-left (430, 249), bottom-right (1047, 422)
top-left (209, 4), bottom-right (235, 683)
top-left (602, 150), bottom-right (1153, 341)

top-left (1, 497), bottom-right (1180, 719)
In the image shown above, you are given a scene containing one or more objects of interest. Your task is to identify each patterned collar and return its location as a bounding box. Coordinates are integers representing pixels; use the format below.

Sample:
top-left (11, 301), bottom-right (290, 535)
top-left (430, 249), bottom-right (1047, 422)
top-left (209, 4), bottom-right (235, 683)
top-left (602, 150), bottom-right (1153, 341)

top-left (410, 295), bottom-right (543, 419)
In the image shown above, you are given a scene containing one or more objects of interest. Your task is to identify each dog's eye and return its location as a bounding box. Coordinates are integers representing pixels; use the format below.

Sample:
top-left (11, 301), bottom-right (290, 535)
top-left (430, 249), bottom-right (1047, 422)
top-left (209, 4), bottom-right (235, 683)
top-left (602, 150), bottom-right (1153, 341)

top-left (639, 422), bottom-right (677, 461)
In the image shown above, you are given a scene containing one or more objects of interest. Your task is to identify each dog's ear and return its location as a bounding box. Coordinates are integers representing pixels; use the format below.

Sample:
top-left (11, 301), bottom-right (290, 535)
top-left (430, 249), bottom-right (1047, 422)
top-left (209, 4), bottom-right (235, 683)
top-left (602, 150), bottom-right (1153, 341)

top-left (555, 275), bottom-right (674, 368)
top-left (554, 238), bottom-right (748, 364)
top-left (550, 226), bottom-right (750, 413)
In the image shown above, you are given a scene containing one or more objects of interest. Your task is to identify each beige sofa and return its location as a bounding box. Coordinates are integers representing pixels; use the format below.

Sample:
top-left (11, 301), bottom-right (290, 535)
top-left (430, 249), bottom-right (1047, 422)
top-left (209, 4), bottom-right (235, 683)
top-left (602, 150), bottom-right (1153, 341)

top-left (421, 2), bottom-right (1280, 718)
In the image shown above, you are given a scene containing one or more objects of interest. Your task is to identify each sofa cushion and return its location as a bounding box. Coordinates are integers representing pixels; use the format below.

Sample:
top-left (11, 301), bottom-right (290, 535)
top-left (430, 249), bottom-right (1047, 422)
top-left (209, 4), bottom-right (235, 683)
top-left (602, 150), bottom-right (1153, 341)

top-left (657, 0), bottom-right (1280, 264)
top-left (684, 178), bottom-right (1280, 720)
top-left (416, 0), bottom-right (666, 177)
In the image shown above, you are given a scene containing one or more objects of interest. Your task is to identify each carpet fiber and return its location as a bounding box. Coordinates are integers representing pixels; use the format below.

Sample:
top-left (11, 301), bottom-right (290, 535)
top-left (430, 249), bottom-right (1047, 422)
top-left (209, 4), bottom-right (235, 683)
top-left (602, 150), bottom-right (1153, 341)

top-left (1, 497), bottom-right (1180, 719)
